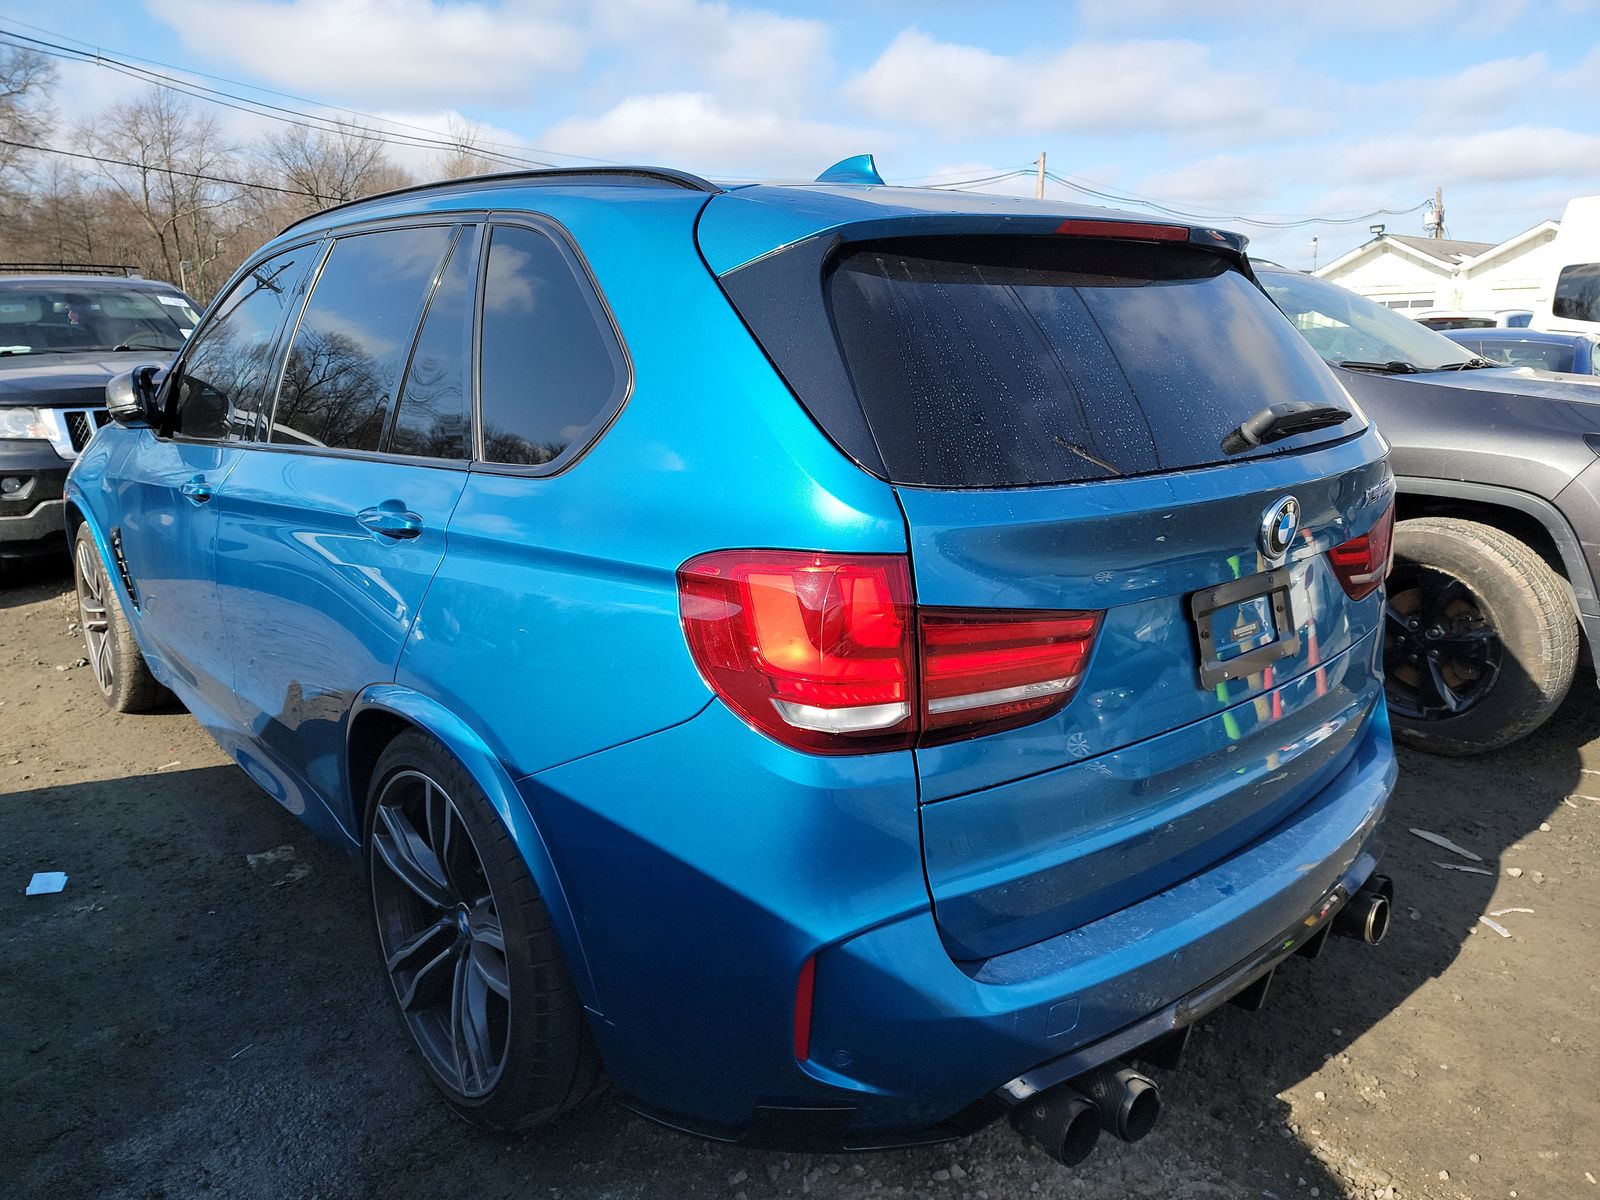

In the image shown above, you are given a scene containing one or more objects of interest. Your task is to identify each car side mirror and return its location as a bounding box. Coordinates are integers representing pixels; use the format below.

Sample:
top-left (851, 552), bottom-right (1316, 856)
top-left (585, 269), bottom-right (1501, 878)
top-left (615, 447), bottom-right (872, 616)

top-left (106, 364), bottom-right (164, 428)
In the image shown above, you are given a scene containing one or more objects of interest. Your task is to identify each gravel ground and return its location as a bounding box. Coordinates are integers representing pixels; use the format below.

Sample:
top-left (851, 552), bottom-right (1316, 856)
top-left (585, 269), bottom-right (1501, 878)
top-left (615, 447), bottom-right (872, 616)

top-left (3, 555), bottom-right (1597, 1200)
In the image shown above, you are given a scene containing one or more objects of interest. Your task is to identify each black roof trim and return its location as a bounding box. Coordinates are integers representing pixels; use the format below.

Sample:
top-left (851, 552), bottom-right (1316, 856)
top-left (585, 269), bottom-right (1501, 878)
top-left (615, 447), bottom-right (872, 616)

top-left (277, 166), bottom-right (722, 235)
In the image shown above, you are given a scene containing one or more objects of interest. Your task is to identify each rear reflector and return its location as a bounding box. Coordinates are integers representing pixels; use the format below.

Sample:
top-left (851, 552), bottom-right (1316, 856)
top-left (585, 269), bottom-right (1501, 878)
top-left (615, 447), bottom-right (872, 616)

top-left (1054, 218), bottom-right (1189, 242)
top-left (793, 954), bottom-right (817, 1062)
top-left (678, 550), bottom-right (1100, 753)
top-left (1327, 501), bottom-right (1395, 601)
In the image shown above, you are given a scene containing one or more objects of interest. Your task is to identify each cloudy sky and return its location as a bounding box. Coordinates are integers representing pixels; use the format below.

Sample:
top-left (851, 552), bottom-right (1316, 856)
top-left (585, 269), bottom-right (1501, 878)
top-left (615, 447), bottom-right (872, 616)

top-left (13, 0), bottom-right (1600, 264)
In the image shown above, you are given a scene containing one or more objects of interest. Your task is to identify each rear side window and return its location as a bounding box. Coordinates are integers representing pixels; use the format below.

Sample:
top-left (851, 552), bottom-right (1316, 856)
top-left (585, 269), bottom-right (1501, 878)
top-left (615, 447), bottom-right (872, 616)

top-left (171, 245), bottom-right (313, 440)
top-left (389, 226), bottom-right (479, 460)
top-left (271, 225), bottom-right (453, 451)
top-left (1478, 341), bottom-right (1574, 372)
top-left (824, 238), bottom-right (1355, 487)
top-left (1554, 263), bottom-right (1600, 323)
top-left (479, 223), bottom-right (626, 469)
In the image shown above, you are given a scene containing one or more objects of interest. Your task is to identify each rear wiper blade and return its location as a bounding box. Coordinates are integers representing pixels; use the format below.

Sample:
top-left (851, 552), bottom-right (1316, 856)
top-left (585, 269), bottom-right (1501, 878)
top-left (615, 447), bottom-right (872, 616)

top-left (1335, 359), bottom-right (1420, 374)
top-left (1221, 401), bottom-right (1352, 456)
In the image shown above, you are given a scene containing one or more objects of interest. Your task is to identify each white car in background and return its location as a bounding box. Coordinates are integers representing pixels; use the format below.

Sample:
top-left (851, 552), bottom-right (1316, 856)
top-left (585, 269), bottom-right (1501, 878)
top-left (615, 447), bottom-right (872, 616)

top-left (1412, 308), bottom-right (1533, 331)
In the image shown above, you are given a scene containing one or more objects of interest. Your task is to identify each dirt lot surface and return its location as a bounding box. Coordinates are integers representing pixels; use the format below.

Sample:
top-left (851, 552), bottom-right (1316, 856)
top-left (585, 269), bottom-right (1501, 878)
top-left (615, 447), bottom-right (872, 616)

top-left (3, 556), bottom-right (1596, 1200)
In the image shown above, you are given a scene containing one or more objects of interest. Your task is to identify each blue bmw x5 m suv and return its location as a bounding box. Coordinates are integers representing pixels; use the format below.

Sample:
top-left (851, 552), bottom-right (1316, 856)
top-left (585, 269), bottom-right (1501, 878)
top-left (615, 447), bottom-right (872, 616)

top-left (65, 161), bottom-right (1397, 1165)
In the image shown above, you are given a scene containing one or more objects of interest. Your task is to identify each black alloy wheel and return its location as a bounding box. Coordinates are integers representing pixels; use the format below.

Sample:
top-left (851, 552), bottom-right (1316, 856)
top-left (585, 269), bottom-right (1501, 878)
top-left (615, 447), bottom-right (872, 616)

top-left (1384, 517), bottom-right (1577, 756)
top-left (370, 769), bottom-right (511, 1099)
top-left (1383, 564), bottom-right (1502, 720)
top-left (74, 532), bottom-right (116, 700)
top-left (71, 523), bottom-right (167, 713)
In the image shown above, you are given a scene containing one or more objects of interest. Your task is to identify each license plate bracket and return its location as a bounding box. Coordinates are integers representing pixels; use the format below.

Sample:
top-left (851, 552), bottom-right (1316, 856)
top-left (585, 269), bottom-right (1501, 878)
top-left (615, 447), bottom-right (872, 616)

top-left (1190, 567), bottom-right (1300, 687)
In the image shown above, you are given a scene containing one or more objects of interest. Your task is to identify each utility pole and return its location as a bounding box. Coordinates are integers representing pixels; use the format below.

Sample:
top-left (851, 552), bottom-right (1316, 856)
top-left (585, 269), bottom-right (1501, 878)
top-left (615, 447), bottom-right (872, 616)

top-left (1036, 152), bottom-right (1046, 200)
top-left (1311, 236), bottom-right (1319, 272)
top-left (1432, 186), bottom-right (1445, 239)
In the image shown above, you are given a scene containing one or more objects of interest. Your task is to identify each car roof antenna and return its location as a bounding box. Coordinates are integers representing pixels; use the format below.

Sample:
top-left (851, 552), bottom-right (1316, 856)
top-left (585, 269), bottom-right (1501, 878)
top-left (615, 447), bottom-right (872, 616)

top-left (816, 154), bottom-right (885, 186)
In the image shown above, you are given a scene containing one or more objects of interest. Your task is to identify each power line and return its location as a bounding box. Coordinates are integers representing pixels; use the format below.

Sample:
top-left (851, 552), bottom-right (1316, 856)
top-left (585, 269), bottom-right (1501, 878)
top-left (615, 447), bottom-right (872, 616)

top-left (0, 135), bottom-right (318, 198)
top-left (0, 14), bottom-right (625, 167)
top-left (923, 169), bottom-right (1035, 190)
top-left (0, 27), bottom-right (565, 172)
top-left (1042, 170), bottom-right (1429, 229)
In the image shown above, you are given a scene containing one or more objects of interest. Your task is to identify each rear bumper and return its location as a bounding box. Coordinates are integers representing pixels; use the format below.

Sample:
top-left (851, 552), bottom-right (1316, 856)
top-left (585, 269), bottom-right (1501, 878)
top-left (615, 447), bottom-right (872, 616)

top-left (522, 684), bottom-right (1395, 1147)
top-left (787, 700), bottom-right (1393, 1142)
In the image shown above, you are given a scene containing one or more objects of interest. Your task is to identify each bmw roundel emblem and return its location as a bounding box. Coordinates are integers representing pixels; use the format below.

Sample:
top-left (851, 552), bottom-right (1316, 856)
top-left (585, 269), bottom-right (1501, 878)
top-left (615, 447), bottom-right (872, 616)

top-left (1259, 496), bottom-right (1301, 559)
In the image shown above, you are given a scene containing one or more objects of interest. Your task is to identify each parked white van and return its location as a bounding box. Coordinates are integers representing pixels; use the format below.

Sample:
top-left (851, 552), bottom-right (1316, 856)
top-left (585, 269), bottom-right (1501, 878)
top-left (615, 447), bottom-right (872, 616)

top-left (1536, 196), bottom-right (1600, 334)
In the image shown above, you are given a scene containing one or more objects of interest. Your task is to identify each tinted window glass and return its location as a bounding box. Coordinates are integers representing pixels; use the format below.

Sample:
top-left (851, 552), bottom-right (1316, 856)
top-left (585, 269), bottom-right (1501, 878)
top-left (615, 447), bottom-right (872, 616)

top-left (390, 227), bottom-right (478, 460)
top-left (825, 239), bottom-right (1356, 487)
top-left (0, 282), bottom-right (194, 357)
top-left (1258, 268), bottom-right (1476, 372)
top-left (1554, 263), bottom-right (1600, 323)
top-left (479, 224), bottom-right (624, 468)
top-left (171, 247), bottom-right (313, 440)
top-left (271, 225), bottom-right (452, 450)
top-left (1472, 341), bottom-right (1574, 372)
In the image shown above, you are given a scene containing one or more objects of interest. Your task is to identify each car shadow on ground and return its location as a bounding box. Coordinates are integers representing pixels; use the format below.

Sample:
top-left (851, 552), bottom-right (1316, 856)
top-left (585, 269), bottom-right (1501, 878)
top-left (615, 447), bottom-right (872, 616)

top-left (5, 687), bottom-right (1595, 1198)
top-left (1, 553), bottom-right (72, 610)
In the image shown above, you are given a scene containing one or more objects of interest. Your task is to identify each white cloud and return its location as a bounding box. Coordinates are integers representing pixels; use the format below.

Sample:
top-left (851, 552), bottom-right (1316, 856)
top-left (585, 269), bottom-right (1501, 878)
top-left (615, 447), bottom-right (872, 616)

top-left (540, 92), bottom-right (876, 176)
top-left (1076, 0), bottom-right (1533, 32)
top-left (1133, 154), bottom-right (1275, 213)
top-left (589, 0), bottom-right (832, 109)
top-left (846, 29), bottom-right (1297, 140)
top-left (1331, 126), bottom-right (1600, 188)
top-left (146, 0), bottom-right (583, 107)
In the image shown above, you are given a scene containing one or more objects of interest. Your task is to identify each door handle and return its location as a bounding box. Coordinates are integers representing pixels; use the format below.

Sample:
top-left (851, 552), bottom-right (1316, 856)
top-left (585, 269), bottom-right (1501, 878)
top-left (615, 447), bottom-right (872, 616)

top-left (179, 476), bottom-right (212, 505)
top-left (357, 504), bottom-right (424, 540)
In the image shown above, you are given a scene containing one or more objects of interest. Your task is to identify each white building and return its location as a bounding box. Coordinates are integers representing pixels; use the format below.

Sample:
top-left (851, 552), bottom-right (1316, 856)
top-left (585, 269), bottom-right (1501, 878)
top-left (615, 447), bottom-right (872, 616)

top-left (1315, 221), bottom-right (1563, 314)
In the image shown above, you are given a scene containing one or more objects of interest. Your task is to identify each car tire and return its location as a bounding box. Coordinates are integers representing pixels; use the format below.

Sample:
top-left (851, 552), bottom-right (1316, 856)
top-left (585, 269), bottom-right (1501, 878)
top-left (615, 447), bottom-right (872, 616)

top-left (365, 730), bottom-right (604, 1132)
top-left (72, 524), bottom-right (169, 713)
top-left (1384, 517), bottom-right (1578, 756)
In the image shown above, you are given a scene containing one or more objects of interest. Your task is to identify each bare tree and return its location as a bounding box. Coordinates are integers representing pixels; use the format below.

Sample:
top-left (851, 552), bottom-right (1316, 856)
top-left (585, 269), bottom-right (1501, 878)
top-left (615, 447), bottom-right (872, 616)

top-left (0, 46), bottom-right (55, 197)
top-left (75, 87), bottom-right (241, 297)
top-left (259, 123), bottom-right (410, 214)
top-left (435, 115), bottom-right (497, 180)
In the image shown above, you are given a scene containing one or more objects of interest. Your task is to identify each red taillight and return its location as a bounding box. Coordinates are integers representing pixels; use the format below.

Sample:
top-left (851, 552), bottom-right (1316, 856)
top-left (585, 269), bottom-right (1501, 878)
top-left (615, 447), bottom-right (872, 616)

top-left (1054, 218), bottom-right (1189, 241)
top-left (678, 551), bottom-right (1100, 753)
top-left (920, 610), bottom-right (1100, 743)
top-left (677, 551), bottom-right (918, 753)
top-left (1327, 502), bottom-right (1395, 600)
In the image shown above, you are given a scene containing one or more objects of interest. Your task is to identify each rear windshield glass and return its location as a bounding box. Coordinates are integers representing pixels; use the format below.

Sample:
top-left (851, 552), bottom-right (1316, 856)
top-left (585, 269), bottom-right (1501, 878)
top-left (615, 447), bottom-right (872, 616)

top-left (824, 238), bottom-right (1356, 487)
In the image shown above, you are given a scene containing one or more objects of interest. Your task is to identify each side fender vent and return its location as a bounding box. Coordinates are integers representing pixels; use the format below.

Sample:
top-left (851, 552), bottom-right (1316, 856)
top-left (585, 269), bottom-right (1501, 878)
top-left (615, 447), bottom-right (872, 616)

top-left (109, 526), bottom-right (139, 608)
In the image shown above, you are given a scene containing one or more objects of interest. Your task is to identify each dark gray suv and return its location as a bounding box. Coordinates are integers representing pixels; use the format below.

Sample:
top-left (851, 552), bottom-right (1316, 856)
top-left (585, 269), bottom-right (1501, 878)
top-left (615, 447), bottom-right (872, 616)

top-left (0, 274), bottom-right (199, 563)
top-left (1260, 264), bottom-right (1600, 755)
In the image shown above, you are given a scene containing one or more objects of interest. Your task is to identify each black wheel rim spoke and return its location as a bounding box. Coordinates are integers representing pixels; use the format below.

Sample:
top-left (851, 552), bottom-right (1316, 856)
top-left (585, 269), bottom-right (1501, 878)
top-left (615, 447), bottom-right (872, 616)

top-left (1421, 656), bottom-right (1465, 713)
top-left (396, 942), bottom-right (458, 1013)
top-left (451, 952), bottom-right (496, 1091)
top-left (1384, 564), bottom-right (1502, 721)
top-left (1382, 602), bottom-right (1410, 635)
top-left (385, 916), bottom-right (455, 974)
top-left (373, 803), bottom-right (453, 910)
top-left (1434, 627), bottom-right (1495, 663)
top-left (370, 770), bottom-right (510, 1099)
top-left (469, 940), bottom-right (511, 999)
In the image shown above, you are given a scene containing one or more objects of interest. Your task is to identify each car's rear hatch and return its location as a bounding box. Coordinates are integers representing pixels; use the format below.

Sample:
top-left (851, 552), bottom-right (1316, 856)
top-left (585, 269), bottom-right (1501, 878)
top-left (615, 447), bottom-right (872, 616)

top-left (706, 191), bottom-right (1391, 960)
